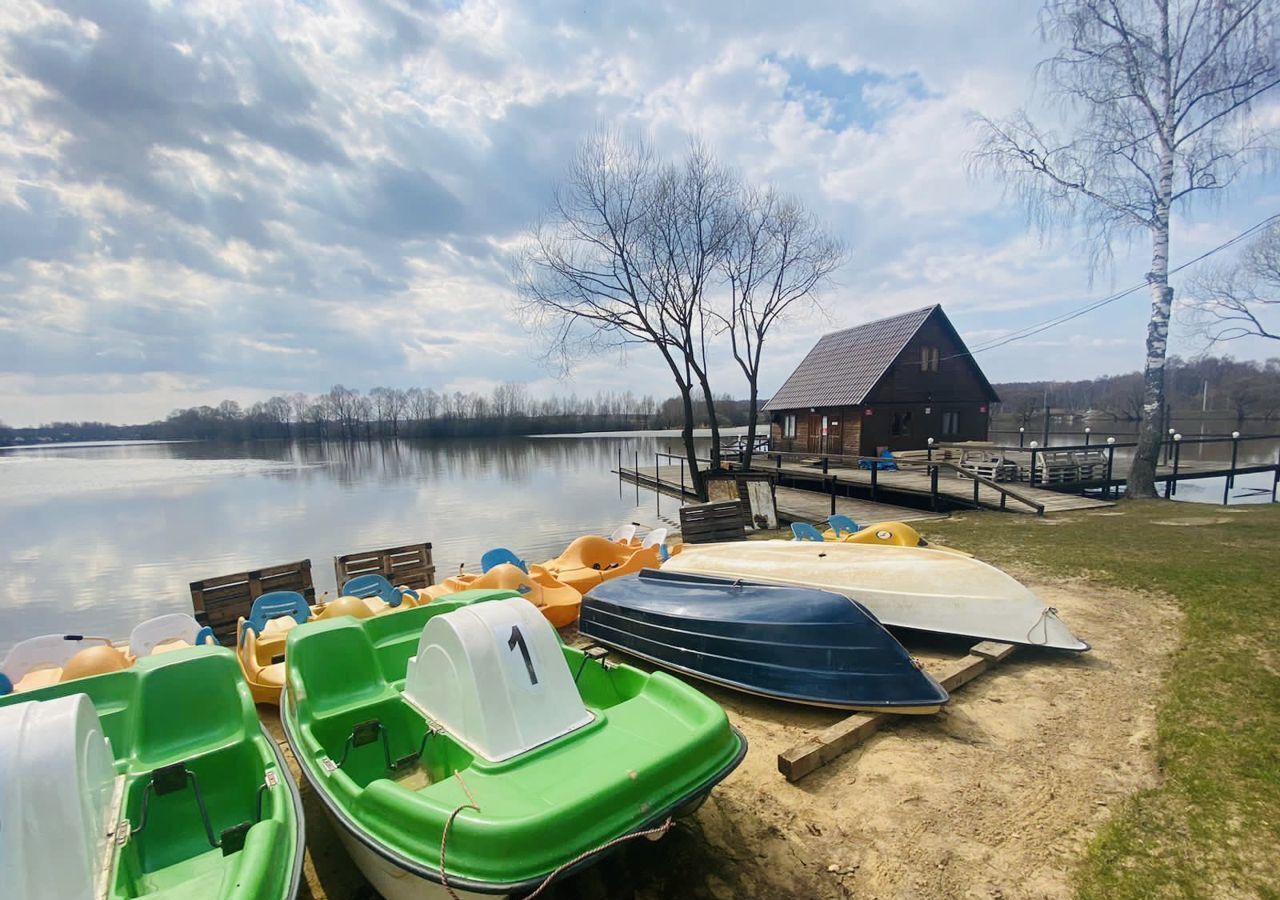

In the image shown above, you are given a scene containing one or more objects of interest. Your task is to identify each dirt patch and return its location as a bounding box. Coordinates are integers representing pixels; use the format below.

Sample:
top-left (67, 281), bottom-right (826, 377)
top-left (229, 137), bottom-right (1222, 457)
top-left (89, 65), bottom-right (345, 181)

top-left (1151, 516), bottom-right (1233, 526)
top-left (270, 573), bottom-right (1180, 900)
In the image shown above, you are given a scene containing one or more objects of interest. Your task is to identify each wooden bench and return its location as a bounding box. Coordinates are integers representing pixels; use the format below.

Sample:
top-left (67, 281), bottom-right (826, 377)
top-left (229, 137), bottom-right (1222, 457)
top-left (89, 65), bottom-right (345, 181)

top-left (189, 560), bottom-right (316, 647)
top-left (679, 501), bottom-right (747, 544)
top-left (334, 541), bottom-right (436, 592)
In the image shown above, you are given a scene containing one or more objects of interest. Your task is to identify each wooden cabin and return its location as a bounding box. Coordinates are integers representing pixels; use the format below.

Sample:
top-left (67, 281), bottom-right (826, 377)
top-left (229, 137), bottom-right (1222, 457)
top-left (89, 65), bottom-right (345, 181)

top-left (764, 305), bottom-right (998, 456)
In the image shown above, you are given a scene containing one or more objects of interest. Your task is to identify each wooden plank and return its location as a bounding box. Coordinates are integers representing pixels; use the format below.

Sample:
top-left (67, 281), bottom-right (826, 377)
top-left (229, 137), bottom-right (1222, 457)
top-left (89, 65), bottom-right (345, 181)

top-left (679, 501), bottom-right (747, 544)
top-left (776, 642), bottom-right (1018, 783)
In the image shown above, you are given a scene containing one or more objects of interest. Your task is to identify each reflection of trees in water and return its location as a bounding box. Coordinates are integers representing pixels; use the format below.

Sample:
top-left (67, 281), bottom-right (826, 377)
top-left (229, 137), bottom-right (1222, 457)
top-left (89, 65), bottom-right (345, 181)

top-left (224, 435), bottom-right (701, 488)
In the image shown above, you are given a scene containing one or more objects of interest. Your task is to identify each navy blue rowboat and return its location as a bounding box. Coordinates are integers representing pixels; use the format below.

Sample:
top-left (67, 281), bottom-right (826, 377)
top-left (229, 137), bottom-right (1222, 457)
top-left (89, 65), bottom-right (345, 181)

top-left (581, 569), bottom-right (949, 713)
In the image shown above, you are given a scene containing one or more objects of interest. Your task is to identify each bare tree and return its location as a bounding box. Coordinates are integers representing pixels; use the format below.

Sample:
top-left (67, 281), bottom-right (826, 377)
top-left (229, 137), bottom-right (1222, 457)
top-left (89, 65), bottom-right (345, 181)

top-left (972, 0), bottom-right (1278, 497)
top-left (1188, 220), bottom-right (1280, 342)
top-left (717, 187), bottom-right (844, 468)
top-left (645, 140), bottom-right (741, 457)
top-left (515, 131), bottom-right (721, 497)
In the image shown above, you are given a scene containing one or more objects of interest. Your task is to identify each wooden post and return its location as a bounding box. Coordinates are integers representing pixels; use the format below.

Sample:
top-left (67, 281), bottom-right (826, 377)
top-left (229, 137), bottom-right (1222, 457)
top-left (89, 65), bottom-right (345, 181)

top-left (680, 457), bottom-right (685, 500)
top-left (930, 464), bottom-right (939, 511)
top-left (1170, 438), bottom-right (1181, 497)
top-left (870, 462), bottom-right (878, 501)
top-left (821, 456), bottom-right (829, 474)
top-left (973, 475), bottom-right (980, 507)
top-left (776, 453), bottom-right (782, 470)
top-left (829, 476), bottom-right (837, 515)
top-left (655, 451), bottom-right (661, 514)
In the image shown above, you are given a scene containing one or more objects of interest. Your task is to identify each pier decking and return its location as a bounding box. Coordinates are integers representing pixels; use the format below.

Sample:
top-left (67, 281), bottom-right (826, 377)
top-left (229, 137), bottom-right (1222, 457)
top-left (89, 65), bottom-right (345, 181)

top-left (623, 464), bottom-right (946, 523)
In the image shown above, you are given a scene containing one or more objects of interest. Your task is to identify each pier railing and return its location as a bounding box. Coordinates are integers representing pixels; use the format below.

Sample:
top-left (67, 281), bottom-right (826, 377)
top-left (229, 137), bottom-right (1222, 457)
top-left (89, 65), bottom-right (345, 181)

top-left (746, 449), bottom-right (1047, 515)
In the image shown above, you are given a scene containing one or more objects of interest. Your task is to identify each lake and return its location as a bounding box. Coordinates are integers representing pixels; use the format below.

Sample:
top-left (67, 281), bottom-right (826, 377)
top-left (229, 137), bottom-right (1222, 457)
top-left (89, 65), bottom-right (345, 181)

top-left (0, 435), bottom-right (699, 654)
top-left (3, 428), bottom-right (1274, 655)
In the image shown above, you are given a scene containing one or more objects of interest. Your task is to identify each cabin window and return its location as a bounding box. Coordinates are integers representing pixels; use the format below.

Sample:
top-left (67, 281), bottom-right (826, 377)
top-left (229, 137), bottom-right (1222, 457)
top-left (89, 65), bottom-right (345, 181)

top-left (782, 414), bottom-right (797, 438)
top-left (891, 410), bottom-right (912, 437)
top-left (920, 346), bottom-right (940, 372)
top-left (942, 411), bottom-right (960, 436)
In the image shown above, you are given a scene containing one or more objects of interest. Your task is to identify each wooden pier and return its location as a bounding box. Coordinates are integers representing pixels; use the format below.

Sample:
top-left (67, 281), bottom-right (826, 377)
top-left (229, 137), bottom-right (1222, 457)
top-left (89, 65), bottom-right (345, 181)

top-left (622, 463), bottom-right (947, 524)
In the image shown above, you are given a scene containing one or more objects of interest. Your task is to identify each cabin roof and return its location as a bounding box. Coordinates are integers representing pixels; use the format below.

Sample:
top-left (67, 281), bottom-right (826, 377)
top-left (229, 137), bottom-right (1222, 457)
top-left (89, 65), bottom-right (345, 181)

top-left (762, 305), bottom-right (997, 410)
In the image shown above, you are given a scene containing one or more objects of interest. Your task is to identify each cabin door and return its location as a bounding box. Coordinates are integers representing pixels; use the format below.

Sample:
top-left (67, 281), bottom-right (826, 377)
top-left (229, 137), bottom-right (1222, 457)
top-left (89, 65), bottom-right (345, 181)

top-left (806, 413), bottom-right (824, 453)
top-left (826, 415), bottom-right (843, 455)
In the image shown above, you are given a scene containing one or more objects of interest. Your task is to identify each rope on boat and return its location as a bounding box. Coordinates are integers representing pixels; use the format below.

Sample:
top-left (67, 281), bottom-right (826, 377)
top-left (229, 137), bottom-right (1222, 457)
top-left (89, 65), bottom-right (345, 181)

top-left (1026, 607), bottom-right (1059, 644)
top-left (437, 804), bottom-right (675, 900)
top-left (521, 817), bottom-right (675, 900)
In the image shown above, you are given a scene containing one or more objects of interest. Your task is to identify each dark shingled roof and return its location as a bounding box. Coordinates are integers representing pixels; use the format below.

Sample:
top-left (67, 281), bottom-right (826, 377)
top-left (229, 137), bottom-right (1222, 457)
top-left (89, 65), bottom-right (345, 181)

top-left (764, 305), bottom-right (990, 411)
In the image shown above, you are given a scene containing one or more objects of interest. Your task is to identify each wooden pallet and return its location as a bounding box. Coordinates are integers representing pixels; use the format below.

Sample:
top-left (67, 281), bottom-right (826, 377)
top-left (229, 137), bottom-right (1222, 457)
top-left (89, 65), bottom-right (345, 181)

top-left (334, 541), bottom-right (436, 592)
top-left (189, 560), bottom-right (316, 647)
top-left (679, 500), bottom-right (747, 544)
top-left (777, 640), bottom-right (1017, 782)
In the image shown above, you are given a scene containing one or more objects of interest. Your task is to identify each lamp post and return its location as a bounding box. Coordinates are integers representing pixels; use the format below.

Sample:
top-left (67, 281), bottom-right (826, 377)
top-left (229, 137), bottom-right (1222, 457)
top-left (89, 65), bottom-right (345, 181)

top-left (1105, 437), bottom-right (1116, 498)
top-left (1018, 426), bottom-right (1025, 448)
top-left (927, 436), bottom-right (935, 463)
top-left (1084, 426), bottom-right (1092, 446)
top-left (1029, 441), bottom-right (1039, 487)
top-left (1167, 433), bottom-right (1182, 498)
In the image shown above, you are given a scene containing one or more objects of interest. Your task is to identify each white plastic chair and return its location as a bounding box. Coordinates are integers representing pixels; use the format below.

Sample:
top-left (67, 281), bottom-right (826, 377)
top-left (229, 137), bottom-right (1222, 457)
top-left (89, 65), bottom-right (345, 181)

top-left (128, 614), bottom-right (213, 658)
top-left (609, 524), bottom-right (638, 544)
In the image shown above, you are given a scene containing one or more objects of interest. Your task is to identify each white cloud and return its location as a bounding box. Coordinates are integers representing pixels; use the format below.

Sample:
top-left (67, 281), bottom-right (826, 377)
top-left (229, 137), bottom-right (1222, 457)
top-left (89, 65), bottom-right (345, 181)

top-left (0, 0), bottom-right (1274, 425)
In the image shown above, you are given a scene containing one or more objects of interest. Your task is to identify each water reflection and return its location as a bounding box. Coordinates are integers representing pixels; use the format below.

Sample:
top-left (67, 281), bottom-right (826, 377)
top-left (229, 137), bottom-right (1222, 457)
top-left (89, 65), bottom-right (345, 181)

top-left (0, 436), bottom-right (688, 653)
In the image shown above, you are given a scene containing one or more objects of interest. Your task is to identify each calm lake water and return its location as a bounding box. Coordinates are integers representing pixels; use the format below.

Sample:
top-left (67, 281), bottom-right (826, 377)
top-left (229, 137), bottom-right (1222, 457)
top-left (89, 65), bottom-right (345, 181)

top-left (0, 435), bottom-right (699, 654)
top-left (3, 426), bottom-right (1274, 655)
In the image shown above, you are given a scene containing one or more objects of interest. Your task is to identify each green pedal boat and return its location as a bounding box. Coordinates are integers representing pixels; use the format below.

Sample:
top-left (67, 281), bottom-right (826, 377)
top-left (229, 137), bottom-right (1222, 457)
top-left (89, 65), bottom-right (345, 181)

top-left (281, 589), bottom-right (747, 899)
top-left (0, 644), bottom-right (304, 900)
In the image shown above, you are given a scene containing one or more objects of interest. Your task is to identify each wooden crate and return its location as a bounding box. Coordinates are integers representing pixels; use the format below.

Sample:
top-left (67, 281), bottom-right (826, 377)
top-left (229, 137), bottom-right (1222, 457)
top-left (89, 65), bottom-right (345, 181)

top-left (705, 473), bottom-right (778, 529)
top-left (679, 501), bottom-right (747, 544)
top-left (189, 560), bottom-right (315, 647)
top-left (334, 542), bottom-right (436, 593)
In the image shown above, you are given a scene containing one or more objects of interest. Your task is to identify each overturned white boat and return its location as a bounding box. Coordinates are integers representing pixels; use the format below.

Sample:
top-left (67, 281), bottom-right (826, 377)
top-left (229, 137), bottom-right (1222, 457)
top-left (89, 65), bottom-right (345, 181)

top-left (662, 540), bottom-right (1088, 651)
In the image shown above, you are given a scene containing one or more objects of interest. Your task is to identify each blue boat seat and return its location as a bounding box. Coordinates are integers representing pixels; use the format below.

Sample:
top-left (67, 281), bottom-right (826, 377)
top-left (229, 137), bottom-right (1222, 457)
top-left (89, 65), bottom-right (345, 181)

top-left (241, 591), bottom-right (310, 643)
top-left (480, 548), bottom-right (528, 573)
top-left (826, 514), bottom-right (860, 538)
top-left (341, 574), bottom-right (413, 608)
top-left (790, 523), bottom-right (826, 542)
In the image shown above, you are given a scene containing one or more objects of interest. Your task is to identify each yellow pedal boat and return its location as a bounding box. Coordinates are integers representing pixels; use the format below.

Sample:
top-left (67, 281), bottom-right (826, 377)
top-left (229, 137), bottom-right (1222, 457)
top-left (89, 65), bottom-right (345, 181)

top-left (425, 562), bottom-right (582, 628)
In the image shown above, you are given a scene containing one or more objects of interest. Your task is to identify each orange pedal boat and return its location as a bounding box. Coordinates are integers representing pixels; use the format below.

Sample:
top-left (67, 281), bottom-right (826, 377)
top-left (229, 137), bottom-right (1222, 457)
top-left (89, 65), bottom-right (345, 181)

top-left (425, 562), bottom-right (582, 628)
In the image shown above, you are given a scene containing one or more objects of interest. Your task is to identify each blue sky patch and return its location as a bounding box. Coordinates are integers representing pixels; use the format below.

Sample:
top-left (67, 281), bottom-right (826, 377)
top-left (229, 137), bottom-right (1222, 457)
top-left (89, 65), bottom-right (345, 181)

top-left (768, 55), bottom-right (929, 132)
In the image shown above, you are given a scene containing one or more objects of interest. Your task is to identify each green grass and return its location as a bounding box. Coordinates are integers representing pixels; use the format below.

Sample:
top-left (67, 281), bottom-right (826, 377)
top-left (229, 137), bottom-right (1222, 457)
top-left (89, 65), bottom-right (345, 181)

top-left (918, 501), bottom-right (1280, 899)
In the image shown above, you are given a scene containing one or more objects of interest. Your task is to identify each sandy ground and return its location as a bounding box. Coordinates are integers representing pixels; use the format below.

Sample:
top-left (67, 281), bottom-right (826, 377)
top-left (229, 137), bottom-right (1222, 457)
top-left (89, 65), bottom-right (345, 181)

top-left (265, 571), bottom-right (1180, 900)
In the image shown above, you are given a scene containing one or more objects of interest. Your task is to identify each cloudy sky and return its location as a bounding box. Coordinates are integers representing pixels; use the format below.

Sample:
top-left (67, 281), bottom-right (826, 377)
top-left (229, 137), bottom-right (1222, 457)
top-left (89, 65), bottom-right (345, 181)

top-left (1, 0), bottom-right (1276, 426)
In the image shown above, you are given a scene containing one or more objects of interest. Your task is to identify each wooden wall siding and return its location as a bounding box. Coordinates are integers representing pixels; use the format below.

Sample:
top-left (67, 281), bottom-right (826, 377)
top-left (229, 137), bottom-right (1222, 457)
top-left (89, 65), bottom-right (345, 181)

top-left (864, 317), bottom-right (991, 406)
top-left (334, 542), bottom-right (436, 592)
top-left (189, 560), bottom-right (316, 647)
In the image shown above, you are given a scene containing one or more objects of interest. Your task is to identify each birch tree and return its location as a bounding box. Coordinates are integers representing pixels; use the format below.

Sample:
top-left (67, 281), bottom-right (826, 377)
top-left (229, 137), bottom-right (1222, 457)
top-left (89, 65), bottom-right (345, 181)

top-left (718, 187), bottom-right (844, 468)
top-left (973, 0), bottom-right (1278, 497)
top-left (1187, 220), bottom-right (1280, 342)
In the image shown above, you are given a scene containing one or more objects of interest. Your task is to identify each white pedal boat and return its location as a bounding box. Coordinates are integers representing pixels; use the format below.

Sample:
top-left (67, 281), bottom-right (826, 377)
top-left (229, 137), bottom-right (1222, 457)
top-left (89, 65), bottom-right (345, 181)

top-left (662, 540), bottom-right (1088, 651)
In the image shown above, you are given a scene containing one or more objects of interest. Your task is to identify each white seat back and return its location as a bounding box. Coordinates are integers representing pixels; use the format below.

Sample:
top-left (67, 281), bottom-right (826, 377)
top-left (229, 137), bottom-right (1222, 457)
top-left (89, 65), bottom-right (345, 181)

top-left (609, 523), bottom-right (637, 543)
top-left (641, 527), bottom-right (668, 550)
top-left (2, 635), bottom-right (97, 682)
top-left (403, 598), bottom-right (592, 762)
top-left (128, 614), bottom-right (203, 658)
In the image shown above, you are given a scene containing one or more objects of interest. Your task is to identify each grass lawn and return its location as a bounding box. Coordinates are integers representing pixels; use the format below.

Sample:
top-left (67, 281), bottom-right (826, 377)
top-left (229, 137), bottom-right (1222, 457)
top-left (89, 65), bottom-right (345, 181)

top-left (915, 501), bottom-right (1280, 899)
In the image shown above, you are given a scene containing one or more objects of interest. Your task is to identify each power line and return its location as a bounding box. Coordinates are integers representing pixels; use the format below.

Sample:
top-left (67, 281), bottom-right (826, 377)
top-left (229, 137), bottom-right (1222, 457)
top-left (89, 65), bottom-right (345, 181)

top-left (948, 213), bottom-right (1280, 360)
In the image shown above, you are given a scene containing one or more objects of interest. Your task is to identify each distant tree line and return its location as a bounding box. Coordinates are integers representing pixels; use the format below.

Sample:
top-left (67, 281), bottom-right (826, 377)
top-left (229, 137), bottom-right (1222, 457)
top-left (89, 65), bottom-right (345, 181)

top-left (1, 385), bottom-right (754, 445)
top-left (993, 356), bottom-right (1280, 429)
